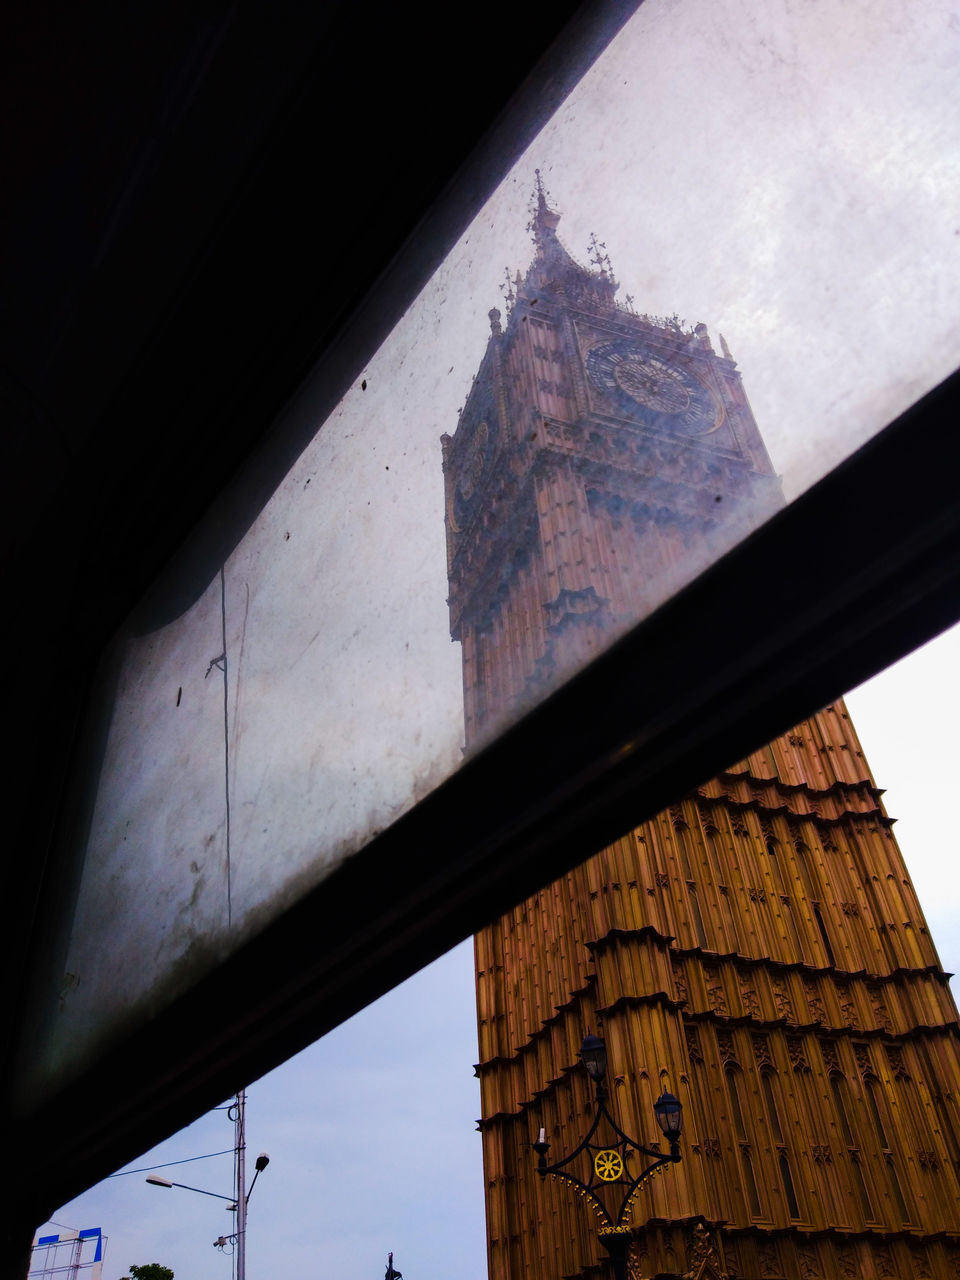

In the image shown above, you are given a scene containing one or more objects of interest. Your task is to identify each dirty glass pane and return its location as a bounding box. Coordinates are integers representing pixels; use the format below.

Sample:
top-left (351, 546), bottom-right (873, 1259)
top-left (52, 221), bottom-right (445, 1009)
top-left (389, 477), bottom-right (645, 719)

top-left (25, 0), bottom-right (960, 1109)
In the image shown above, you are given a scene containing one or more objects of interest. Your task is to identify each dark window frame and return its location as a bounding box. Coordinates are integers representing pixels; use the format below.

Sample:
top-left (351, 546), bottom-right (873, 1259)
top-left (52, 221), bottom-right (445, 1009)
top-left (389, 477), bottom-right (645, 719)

top-left (5, 0), bottom-right (960, 1247)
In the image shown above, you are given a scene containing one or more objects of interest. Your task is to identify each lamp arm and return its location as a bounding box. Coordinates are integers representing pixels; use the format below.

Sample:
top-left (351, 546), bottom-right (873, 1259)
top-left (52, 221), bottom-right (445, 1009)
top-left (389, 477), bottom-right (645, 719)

top-left (168, 1180), bottom-right (236, 1202)
top-left (537, 1166), bottom-right (613, 1229)
top-left (535, 1101), bottom-right (606, 1176)
top-left (534, 1095), bottom-right (673, 1178)
top-left (624, 1140), bottom-right (671, 1162)
top-left (594, 1100), bottom-right (657, 1157)
top-left (613, 1152), bottom-right (676, 1227)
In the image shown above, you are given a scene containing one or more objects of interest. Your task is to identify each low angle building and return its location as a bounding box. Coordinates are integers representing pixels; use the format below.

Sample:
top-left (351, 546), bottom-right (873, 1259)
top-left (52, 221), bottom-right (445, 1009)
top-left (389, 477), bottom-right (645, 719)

top-left (444, 186), bottom-right (960, 1279)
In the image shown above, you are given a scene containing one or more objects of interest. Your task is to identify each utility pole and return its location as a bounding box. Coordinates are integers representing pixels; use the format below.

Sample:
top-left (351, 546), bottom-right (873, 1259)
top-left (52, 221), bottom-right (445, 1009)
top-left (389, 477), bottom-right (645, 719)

top-left (149, 1087), bottom-right (269, 1272)
top-left (234, 1088), bottom-right (247, 1280)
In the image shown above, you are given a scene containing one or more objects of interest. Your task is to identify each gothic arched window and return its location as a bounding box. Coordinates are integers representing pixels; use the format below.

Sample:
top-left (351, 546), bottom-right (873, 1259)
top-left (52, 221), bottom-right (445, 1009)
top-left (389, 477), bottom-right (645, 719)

top-left (855, 1042), bottom-right (914, 1226)
top-left (757, 1059), bottom-right (802, 1220)
top-left (723, 1064), bottom-right (762, 1217)
top-left (765, 837), bottom-right (806, 962)
top-left (828, 1067), bottom-right (876, 1222)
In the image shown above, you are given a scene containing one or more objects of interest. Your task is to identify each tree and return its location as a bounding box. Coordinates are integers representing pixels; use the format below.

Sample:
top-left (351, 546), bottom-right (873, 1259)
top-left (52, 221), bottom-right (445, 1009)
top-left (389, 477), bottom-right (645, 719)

top-left (120, 1265), bottom-right (174, 1280)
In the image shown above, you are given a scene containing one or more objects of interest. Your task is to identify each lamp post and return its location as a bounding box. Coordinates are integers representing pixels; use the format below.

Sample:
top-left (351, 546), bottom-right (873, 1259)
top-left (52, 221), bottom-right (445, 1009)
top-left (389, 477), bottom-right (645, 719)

top-left (532, 1032), bottom-right (683, 1280)
top-left (146, 1088), bottom-right (269, 1280)
top-left (145, 1175), bottom-right (236, 1203)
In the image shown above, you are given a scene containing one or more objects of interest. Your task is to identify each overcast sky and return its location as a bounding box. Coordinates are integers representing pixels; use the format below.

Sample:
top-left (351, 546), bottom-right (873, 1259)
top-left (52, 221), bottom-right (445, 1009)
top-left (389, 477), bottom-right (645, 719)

top-left (36, 0), bottom-right (960, 1273)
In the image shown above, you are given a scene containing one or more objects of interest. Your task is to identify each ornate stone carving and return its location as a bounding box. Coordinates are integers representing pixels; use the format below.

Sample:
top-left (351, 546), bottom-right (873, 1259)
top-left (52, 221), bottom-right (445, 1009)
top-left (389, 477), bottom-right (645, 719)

top-left (802, 977), bottom-right (826, 1024)
top-left (868, 984), bottom-right (892, 1031)
top-left (836, 983), bottom-right (857, 1028)
top-left (874, 1242), bottom-right (896, 1278)
top-left (885, 1044), bottom-right (910, 1081)
top-left (917, 1148), bottom-right (940, 1171)
top-left (717, 1030), bottom-right (738, 1067)
top-left (787, 1035), bottom-right (809, 1072)
top-left (798, 1243), bottom-right (821, 1279)
top-left (773, 980), bottom-right (795, 1023)
top-left (700, 806), bottom-right (719, 837)
top-left (739, 980), bottom-right (761, 1018)
top-left (626, 1241), bottom-right (648, 1280)
top-left (656, 871), bottom-right (670, 888)
top-left (671, 804), bottom-right (688, 831)
top-left (853, 1043), bottom-right (876, 1080)
top-left (683, 1223), bottom-right (725, 1280)
top-left (685, 1025), bottom-right (703, 1064)
top-left (837, 1244), bottom-right (858, 1279)
top-left (908, 1241), bottom-right (933, 1279)
top-left (840, 901), bottom-right (860, 917)
top-left (811, 1144), bottom-right (832, 1165)
top-left (708, 984), bottom-right (728, 1015)
top-left (752, 1033), bottom-right (774, 1073)
top-left (748, 887), bottom-right (767, 904)
top-left (819, 1038), bottom-right (841, 1075)
top-left (702, 1136), bottom-right (722, 1158)
top-left (758, 1239), bottom-right (781, 1278)
top-left (705, 965), bottom-right (727, 1014)
top-left (673, 959), bottom-right (689, 1003)
top-left (724, 1241), bottom-right (741, 1280)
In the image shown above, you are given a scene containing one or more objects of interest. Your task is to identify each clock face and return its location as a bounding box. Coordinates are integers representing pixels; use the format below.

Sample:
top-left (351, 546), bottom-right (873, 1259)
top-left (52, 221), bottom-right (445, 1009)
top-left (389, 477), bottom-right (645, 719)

top-left (585, 339), bottom-right (721, 435)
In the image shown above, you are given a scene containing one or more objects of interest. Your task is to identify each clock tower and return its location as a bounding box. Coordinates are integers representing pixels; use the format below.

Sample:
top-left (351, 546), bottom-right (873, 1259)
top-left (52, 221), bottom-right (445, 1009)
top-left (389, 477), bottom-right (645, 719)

top-left (443, 180), bottom-right (960, 1280)
top-left (443, 178), bottom-right (780, 751)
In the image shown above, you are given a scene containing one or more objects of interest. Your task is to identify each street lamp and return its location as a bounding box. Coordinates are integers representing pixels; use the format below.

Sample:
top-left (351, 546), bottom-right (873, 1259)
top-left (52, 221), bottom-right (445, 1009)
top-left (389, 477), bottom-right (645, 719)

top-left (653, 1091), bottom-right (683, 1147)
top-left (533, 1032), bottom-right (683, 1280)
top-left (145, 1089), bottom-right (269, 1280)
top-left (578, 1033), bottom-right (608, 1086)
top-left (145, 1175), bottom-right (236, 1205)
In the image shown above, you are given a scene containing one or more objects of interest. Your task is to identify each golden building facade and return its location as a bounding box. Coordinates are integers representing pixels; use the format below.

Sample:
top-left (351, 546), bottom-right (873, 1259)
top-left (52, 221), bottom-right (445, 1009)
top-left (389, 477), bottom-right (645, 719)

top-left (442, 186), bottom-right (960, 1280)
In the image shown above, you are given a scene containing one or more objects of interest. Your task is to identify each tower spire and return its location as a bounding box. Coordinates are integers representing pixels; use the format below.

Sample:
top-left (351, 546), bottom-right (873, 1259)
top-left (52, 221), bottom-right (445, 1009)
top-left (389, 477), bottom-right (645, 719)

top-left (519, 172), bottom-right (617, 308)
top-left (527, 168), bottom-right (562, 245)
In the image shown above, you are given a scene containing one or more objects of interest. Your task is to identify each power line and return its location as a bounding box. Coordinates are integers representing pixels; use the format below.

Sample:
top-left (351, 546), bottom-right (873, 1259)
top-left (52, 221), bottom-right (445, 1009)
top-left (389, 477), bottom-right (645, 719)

top-left (107, 1150), bottom-right (234, 1177)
